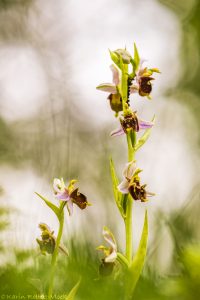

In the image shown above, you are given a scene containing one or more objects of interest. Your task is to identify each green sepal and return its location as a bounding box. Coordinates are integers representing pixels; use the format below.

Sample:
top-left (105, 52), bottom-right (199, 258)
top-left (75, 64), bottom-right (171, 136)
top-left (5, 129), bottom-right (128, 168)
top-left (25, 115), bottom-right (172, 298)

top-left (109, 49), bottom-right (121, 69)
top-left (110, 158), bottom-right (125, 218)
top-left (149, 68), bottom-right (161, 73)
top-left (130, 43), bottom-right (140, 76)
top-left (65, 279), bottom-right (81, 300)
top-left (35, 192), bottom-right (60, 219)
top-left (134, 116), bottom-right (155, 152)
top-left (126, 210), bottom-right (148, 297)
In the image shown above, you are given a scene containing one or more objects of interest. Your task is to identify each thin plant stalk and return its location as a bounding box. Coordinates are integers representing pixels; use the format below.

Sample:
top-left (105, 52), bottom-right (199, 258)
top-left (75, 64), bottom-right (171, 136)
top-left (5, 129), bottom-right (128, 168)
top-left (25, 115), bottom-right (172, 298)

top-left (121, 59), bottom-right (136, 263)
top-left (48, 203), bottom-right (65, 298)
top-left (125, 132), bottom-right (135, 263)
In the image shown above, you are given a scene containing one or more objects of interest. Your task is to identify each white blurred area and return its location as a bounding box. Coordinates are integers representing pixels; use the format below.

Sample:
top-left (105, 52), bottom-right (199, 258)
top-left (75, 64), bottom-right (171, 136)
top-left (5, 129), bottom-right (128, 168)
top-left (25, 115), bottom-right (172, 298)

top-left (0, 0), bottom-right (199, 272)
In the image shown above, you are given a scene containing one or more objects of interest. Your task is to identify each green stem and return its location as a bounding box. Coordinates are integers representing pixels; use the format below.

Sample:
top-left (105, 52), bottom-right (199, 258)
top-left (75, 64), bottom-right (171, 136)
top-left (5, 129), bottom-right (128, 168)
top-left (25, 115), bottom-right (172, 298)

top-left (125, 198), bottom-right (132, 263)
top-left (48, 203), bottom-right (65, 298)
top-left (125, 132), bottom-right (135, 263)
top-left (121, 63), bottom-right (128, 112)
top-left (120, 59), bottom-right (137, 264)
top-left (117, 252), bottom-right (129, 268)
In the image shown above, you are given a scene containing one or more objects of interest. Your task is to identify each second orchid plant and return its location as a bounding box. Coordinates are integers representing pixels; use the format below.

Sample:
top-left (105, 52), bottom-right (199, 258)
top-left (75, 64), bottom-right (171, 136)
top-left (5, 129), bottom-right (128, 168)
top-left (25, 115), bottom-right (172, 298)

top-left (96, 44), bottom-right (160, 298)
top-left (36, 179), bottom-right (89, 299)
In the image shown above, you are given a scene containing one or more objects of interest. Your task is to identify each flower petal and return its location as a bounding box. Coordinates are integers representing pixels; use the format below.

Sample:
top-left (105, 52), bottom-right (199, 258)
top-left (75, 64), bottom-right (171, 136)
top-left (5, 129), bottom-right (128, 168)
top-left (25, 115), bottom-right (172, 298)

top-left (110, 64), bottom-right (120, 86)
top-left (56, 190), bottom-right (70, 201)
top-left (105, 250), bottom-right (117, 263)
top-left (53, 178), bottom-right (64, 194)
top-left (110, 126), bottom-right (124, 137)
top-left (138, 119), bottom-right (154, 130)
top-left (102, 227), bottom-right (117, 251)
top-left (146, 191), bottom-right (155, 197)
top-left (66, 199), bottom-right (74, 216)
top-left (118, 179), bottom-right (129, 194)
top-left (130, 83), bottom-right (139, 94)
top-left (96, 83), bottom-right (117, 94)
top-left (122, 161), bottom-right (136, 180)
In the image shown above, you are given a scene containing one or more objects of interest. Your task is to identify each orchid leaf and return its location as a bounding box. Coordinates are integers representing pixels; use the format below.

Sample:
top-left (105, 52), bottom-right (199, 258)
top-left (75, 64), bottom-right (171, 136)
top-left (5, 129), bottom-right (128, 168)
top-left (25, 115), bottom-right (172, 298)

top-left (134, 116), bottom-right (155, 151)
top-left (134, 43), bottom-right (140, 71)
top-left (35, 192), bottom-right (60, 219)
top-left (110, 158), bottom-right (125, 218)
top-left (109, 50), bottom-right (121, 69)
top-left (65, 279), bottom-right (81, 300)
top-left (126, 210), bottom-right (148, 297)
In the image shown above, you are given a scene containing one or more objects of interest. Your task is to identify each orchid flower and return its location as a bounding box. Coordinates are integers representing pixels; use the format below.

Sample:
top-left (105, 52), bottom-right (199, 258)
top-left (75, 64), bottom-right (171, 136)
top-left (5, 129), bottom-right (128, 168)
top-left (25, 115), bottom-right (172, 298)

top-left (118, 161), bottom-right (154, 202)
top-left (53, 178), bottom-right (88, 216)
top-left (111, 110), bottom-right (154, 137)
top-left (130, 60), bottom-right (160, 98)
top-left (96, 64), bottom-right (123, 114)
top-left (36, 223), bottom-right (56, 255)
top-left (97, 226), bottom-right (117, 263)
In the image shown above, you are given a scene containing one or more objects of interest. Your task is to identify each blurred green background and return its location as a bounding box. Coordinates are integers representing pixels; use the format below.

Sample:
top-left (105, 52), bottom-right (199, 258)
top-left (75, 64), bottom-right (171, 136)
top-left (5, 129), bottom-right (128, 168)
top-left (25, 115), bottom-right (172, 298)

top-left (0, 0), bottom-right (200, 299)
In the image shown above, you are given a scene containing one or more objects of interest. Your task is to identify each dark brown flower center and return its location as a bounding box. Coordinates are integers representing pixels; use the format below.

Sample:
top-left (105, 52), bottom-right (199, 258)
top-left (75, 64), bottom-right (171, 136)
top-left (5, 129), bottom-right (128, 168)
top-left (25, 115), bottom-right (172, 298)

top-left (139, 76), bottom-right (154, 96)
top-left (128, 178), bottom-right (147, 202)
top-left (70, 188), bottom-right (88, 209)
top-left (120, 113), bottom-right (139, 132)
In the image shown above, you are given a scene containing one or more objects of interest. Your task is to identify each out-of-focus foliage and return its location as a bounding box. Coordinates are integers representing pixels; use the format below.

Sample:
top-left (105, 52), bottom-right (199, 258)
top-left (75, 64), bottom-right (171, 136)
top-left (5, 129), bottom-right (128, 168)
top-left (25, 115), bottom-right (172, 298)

top-left (159, 0), bottom-right (200, 133)
top-left (1, 237), bottom-right (200, 299)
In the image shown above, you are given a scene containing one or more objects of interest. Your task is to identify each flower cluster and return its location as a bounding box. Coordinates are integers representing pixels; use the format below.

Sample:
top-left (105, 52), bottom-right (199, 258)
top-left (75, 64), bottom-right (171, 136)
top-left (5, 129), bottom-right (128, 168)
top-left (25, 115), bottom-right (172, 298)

top-left (97, 47), bottom-right (160, 116)
top-left (96, 45), bottom-right (159, 282)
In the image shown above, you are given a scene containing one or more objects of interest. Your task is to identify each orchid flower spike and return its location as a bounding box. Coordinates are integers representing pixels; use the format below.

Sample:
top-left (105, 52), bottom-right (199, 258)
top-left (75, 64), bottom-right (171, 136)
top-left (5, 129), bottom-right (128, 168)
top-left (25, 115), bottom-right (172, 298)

top-left (130, 60), bottom-right (160, 99)
top-left (118, 161), bottom-right (154, 202)
top-left (53, 178), bottom-right (89, 216)
top-left (111, 110), bottom-right (154, 137)
top-left (96, 64), bottom-right (123, 114)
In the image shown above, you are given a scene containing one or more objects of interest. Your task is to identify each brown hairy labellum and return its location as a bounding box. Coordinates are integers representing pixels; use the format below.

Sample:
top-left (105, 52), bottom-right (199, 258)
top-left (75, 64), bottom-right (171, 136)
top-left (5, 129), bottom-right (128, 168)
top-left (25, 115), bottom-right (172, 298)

top-left (120, 112), bottom-right (139, 132)
top-left (139, 76), bottom-right (154, 96)
top-left (70, 188), bottom-right (88, 210)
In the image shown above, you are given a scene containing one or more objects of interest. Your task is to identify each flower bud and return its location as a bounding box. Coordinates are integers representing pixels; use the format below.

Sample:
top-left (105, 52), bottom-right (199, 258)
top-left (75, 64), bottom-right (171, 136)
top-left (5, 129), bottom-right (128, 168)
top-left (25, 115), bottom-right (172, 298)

top-left (114, 49), bottom-right (132, 64)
